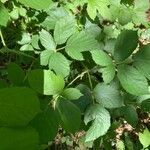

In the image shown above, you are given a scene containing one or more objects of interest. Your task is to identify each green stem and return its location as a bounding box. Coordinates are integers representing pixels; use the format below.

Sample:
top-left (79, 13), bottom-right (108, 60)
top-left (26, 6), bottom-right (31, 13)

top-left (0, 29), bottom-right (6, 47)
top-left (87, 71), bottom-right (95, 105)
top-left (82, 63), bottom-right (93, 90)
top-left (87, 70), bottom-right (93, 90)
top-left (0, 47), bottom-right (36, 59)
top-left (82, 63), bottom-right (95, 104)
top-left (56, 46), bottom-right (66, 51)
top-left (115, 57), bottom-right (133, 66)
top-left (23, 59), bottom-right (36, 83)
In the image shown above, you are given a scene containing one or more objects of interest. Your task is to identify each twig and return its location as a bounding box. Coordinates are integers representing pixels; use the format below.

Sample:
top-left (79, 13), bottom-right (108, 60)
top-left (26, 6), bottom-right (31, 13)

top-left (67, 70), bottom-right (88, 87)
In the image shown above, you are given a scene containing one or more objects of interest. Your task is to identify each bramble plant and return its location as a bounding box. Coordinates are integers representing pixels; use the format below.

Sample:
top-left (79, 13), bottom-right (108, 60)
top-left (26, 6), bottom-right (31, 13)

top-left (0, 0), bottom-right (150, 149)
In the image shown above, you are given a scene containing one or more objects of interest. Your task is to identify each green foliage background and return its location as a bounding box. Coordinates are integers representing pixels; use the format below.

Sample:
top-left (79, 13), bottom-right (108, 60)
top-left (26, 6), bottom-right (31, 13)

top-left (0, 0), bottom-right (150, 149)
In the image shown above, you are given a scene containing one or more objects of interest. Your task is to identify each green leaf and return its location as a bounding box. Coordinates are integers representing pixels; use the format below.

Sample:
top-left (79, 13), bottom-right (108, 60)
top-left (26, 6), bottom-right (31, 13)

top-left (49, 52), bottom-right (70, 77)
top-left (0, 127), bottom-right (39, 150)
top-left (141, 99), bottom-right (150, 112)
top-left (91, 50), bottom-right (113, 66)
top-left (132, 0), bottom-right (150, 24)
top-left (114, 30), bottom-right (138, 62)
top-left (0, 87), bottom-right (40, 127)
top-left (117, 65), bottom-right (149, 96)
top-left (94, 83), bottom-right (123, 108)
top-left (56, 98), bottom-right (81, 133)
top-left (39, 29), bottom-right (56, 50)
top-left (73, 84), bottom-right (92, 113)
top-left (40, 50), bottom-right (53, 66)
top-left (54, 16), bottom-right (76, 44)
top-left (20, 44), bottom-right (34, 51)
top-left (41, 7), bottom-right (68, 30)
top-left (0, 0), bottom-right (8, 3)
top-left (137, 93), bottom-right (150, 103)
top-left (104, 38), bottom-right (116, 55)
top-left (18, 6), bottom-right (27, 17)
top-left (85, 22), bottom-right (101, 39)
top-left (110, 1), bottom-right (133, 25)
top-left (121, 0), bottom-right (134, 5)
top-left (118, 7), bottom-right (132, 25)
top-left (133, 44), bottom-right (150, 80)
top-left (10, 8), bottom-right (19, 20)
top-left (87, 0), bottom-right (97, 20)
top-left (100, 64), bottom-right (116, 84)
top-left (139, 128), bottom-right (150, 148)
top-left (31, 35), bottom-right (40, 50)
top-left (116, 140), bottom-right (125, 150)
top-left (66, 49), bottom-right (84, 60)
top-left (103, 25), bottom-right (120, 39)
top-left (0, 2), bottom-right (9, 26)
top-left (0, 79), bottom-right (8, 88)
top-left (28, 69), bottom-right (65, 95)
top-left (7, 63), bottom-right (25, 86)
top-left (122, 106), bottom-right (138, 127)
top-left (124, 133), bottom-right (134, 150)
top-left (87, 0), bottom-right (111, 20)
top-left (17, 0), bottom-right (53, 10)
top-left (31, 107), bottom-right (59, 144)
top-left (84, 104), bottom-right (111, 142)
top-left (18, 32), bottom-right (31, 45)
top-left (134, 0), bottom-right (149, 10)
top-left (61, 88), bottom-right (83, 100)
top-left (66, 31), bottom-right (100, 60)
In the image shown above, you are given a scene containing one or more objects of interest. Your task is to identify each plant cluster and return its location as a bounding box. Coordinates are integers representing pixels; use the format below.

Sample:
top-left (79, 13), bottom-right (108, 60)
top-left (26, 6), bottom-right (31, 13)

top-left (0, 0), bottom-right (150, 149)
